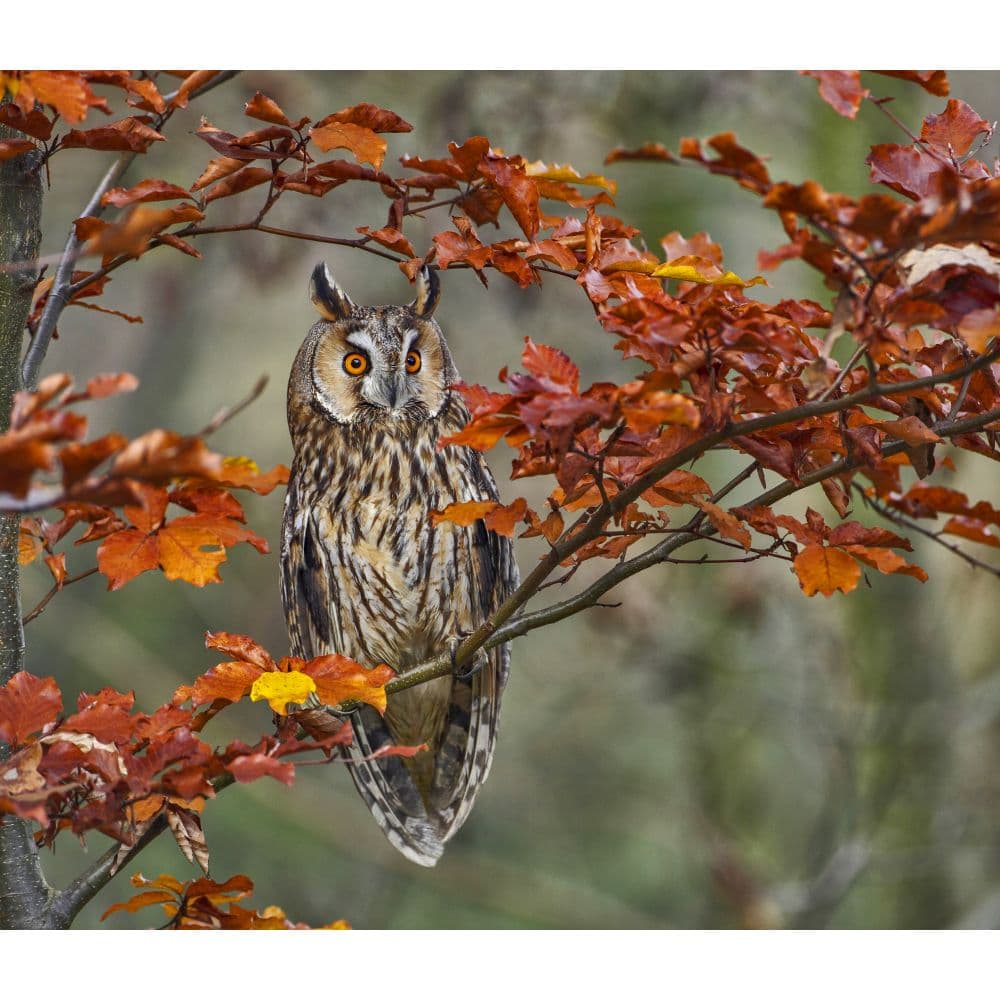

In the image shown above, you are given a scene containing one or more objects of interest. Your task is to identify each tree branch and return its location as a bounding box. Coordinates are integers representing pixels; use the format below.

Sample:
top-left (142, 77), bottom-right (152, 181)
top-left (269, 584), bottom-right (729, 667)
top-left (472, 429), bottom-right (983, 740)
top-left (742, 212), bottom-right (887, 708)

top-left (20, 71), bottom-right (239, 390)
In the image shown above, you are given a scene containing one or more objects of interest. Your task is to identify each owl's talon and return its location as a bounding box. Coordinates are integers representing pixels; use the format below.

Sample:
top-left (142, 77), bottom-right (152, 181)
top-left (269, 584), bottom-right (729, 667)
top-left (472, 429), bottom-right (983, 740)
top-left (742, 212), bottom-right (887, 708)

top-left (450, 640), bottom-right (488, 680)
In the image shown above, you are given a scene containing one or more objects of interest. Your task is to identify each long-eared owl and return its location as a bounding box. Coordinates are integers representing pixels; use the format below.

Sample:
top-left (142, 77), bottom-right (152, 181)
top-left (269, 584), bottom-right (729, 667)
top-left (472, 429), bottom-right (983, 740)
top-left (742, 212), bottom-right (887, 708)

top-left (280, 263), bottom-right (519, 866)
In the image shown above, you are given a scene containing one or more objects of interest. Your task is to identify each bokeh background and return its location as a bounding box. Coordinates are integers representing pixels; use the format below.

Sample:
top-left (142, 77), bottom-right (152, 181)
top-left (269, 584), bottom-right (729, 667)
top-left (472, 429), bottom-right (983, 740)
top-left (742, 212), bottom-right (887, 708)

top-left (21, 70), bottom-right (1000, 929)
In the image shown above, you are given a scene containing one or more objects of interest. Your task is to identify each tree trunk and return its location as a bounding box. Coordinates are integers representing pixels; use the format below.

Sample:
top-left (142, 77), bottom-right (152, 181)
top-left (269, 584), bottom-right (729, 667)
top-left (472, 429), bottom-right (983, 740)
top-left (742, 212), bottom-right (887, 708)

top-left (0, 115), bottom-right (53, 928)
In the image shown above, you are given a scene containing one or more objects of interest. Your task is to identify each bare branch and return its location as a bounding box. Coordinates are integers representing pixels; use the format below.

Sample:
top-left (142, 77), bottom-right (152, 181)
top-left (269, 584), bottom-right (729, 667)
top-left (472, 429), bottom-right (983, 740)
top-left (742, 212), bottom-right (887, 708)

top-left (20, 72), bottom-right (239, 390)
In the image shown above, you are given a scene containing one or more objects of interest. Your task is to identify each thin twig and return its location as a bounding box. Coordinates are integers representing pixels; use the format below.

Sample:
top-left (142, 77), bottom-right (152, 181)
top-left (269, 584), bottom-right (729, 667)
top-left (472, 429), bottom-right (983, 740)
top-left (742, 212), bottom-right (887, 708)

top-left (20, 71), bottom-right (239, 389)
top-left (21, 567), bottom-right (98, 627)
top-left (855, 485), bottom-right (1000, 578)
top-left (195, 375), bottom-right (269, 438)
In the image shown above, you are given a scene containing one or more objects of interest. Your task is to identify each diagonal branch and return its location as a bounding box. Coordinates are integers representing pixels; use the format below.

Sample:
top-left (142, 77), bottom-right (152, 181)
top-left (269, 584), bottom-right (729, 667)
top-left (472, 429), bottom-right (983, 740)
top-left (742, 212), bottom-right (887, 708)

top-left (20, 71), bottom-right (239, 390)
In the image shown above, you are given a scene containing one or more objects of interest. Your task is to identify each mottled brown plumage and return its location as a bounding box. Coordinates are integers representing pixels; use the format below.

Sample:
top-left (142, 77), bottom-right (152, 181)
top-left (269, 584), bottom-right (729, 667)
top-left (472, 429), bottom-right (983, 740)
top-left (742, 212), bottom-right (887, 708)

top-left (280, 263), bottom-right (518, 866)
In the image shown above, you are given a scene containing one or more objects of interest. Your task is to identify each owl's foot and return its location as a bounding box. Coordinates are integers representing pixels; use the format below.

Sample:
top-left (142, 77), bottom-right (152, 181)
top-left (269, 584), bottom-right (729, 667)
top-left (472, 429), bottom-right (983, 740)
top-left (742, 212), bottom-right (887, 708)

top-left (448, 636), bottom-right (488, 680)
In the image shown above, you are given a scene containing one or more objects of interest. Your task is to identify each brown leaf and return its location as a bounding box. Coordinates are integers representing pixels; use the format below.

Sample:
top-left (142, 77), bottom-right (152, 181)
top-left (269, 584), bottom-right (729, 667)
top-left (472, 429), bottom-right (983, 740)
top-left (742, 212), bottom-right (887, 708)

top-left (314, 102), bottom-right (412, 134)
top-left (0, 672), bottom-right (63, 746)
top-left (226, 753), bottom-right (295, 786)
top-left (357, 226), bottom-right (415, 257)
top-left (62, 117), bottom-right (166, 154)
top-left (202, 166), bottom-right (273, 204)
top-left (191, 156), bottom-right (247, 192)
top-left (166, 803), bottom-right (210, 874)
top-left (244, 92), bottom-right (293, 127)
top-left (0, 743), bottom-right (45, 795)
top-left (921, 99), bottom-right (991, 156)
top-left (801, 71), bottom-right (869, 119)
top-left (479, 156), bottom-right (540, 240)
top-left (696, 500), bottom-right (752, 550)
top-left (0, 103), bottom-right (53, 140)
top-left (604, 142), bottom-right (675, 164)
top-left (875, 70), bottom-right (949, 96)
top-left (101, 179), bottom-right (195, 208)
top-left (170, 71), bottom-right (219, 109)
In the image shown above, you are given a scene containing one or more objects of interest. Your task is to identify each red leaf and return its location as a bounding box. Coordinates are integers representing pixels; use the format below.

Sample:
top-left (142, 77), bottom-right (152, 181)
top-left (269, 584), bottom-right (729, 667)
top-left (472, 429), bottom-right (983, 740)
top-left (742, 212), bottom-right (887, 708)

top-left (866, 144), bottom-right (941, 200)
top-left (875, 70), bottom-right (949, 96)
top-left (226, 753), bottom-right (295, 786)
top-left (479, 156), bottom-right (540, 240)
top-left (920, 99), bottom-right (991, 157)
top-left (0, 104), bottom-right (53, 140)
top-left (0, 672), bottom-right (62, 746)
top-left (801, 71), bottom-right (869, 119)
top-left (0, 139), bottom-right (36, 161)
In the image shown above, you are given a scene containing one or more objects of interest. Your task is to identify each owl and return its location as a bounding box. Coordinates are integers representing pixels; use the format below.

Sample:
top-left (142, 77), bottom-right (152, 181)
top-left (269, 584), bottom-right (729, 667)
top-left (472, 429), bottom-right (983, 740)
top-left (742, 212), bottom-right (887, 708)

top-left (280, 262), bottom-right (519, 867)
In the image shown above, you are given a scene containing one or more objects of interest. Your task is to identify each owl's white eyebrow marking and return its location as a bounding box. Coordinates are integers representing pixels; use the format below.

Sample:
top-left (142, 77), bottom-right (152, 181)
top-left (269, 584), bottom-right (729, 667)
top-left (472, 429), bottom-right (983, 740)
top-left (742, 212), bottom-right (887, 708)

top-left (346, 331), bottom-right (376, 353)
top-left (401, 328), bottom-right (420, 356)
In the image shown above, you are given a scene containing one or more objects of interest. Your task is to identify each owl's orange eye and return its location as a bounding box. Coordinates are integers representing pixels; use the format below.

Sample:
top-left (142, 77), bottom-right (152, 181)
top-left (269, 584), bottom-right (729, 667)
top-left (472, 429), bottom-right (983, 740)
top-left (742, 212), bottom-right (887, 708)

top-left (343, 352), bottom-right (369, 376)
top-left (405, 350), bottom-right (422, 374)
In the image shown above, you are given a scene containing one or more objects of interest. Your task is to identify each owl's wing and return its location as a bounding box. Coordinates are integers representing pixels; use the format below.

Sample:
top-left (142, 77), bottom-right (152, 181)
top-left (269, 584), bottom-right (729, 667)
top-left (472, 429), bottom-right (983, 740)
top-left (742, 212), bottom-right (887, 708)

top-left (430, 512), bottom-right (518, 838)
top-left (281, 495), bottom-right (447, 865)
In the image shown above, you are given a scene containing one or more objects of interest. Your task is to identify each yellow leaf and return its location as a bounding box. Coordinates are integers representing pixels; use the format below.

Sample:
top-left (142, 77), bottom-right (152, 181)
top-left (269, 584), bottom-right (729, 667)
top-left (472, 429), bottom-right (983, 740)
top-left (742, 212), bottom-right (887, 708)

top-left (524, 160), bottom-right (617, 194)
top-left (250, 670), bottom-right (317, 715)
top-left (653, 263), bottom-right (767, 288)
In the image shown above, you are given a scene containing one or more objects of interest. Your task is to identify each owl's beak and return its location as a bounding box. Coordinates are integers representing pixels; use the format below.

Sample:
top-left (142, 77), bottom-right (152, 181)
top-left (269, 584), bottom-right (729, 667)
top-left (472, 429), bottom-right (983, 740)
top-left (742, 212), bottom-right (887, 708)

top-left (371, 374), bottom-right (407, 412)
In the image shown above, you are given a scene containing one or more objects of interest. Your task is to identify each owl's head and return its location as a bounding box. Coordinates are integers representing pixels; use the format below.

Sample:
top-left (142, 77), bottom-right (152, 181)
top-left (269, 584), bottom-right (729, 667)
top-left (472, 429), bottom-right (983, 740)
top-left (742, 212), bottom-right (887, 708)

top-left (289, 262), bottom-right (460, 428)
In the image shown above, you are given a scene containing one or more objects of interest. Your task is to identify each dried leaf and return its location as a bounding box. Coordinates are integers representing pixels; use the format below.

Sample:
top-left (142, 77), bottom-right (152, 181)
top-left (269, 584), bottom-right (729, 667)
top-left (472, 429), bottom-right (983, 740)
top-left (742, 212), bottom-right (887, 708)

top-left (793, 544), bottom-right (862, 597)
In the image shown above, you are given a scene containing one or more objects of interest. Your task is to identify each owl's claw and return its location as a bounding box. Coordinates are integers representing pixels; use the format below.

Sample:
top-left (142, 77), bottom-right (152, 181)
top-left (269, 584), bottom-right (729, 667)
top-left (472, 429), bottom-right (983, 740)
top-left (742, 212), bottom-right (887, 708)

top-left (449, 636), bottom-right (488, 680)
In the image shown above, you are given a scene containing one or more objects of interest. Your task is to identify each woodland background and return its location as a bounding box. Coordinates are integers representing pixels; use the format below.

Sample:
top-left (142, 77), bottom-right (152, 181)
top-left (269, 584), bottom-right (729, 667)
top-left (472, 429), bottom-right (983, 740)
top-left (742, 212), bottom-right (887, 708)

top-left (23, 69), bottom-right (1000, 929)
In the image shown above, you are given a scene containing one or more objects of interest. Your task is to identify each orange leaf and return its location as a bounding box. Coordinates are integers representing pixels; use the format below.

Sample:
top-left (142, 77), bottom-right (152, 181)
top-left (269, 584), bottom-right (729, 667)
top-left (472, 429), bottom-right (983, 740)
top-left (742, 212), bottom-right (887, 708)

top-left (173, 660), bottom-right (264, 708)
top-left (101, 179), bottom-right (195, 208)
top-left (439, 414), bottom-right (523, 451)
top-left (483, 497), bottom-right (528, 537)
top-left (97, 528), bottom-right (160, 590)
top-left (942, 516), bottom-right (1000, 548)
top-left (244, 92), bottom-right (292, 127)
top-left (309, 122), bottom-right (386, 170)
top-left (213, 457), bottom-right (289, 495)
top-left (205, 631), bottom-right (275, 669)
top-left (840, 545), bottom-right (929, 581)
top-left (303, 656), bottom-right (394, 714)
top-left (793, 544), bottom-right (862, 597)
top-left (102, 890), bottom-right (178, 920)
top-left (156, 520), bottom-right (227, 586)
top-left (696, 500), bottom-right (752, 550)
top-left (430, 500), bottom-right (499, 528)
top-left (18, 523), bottom-right (43, 565)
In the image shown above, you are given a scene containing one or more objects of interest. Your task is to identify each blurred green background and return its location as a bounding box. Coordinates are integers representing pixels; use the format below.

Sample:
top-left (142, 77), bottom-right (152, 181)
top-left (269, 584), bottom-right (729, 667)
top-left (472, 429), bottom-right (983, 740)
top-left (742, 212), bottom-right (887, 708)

top-left (20, 70), bottom-right (1000, 929)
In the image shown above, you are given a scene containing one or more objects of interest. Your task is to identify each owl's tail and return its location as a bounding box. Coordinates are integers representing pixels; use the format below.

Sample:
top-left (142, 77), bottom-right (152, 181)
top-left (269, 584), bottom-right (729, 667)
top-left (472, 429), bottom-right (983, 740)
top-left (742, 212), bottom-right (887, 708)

top-left (341, 654), bottom-right (506, 867)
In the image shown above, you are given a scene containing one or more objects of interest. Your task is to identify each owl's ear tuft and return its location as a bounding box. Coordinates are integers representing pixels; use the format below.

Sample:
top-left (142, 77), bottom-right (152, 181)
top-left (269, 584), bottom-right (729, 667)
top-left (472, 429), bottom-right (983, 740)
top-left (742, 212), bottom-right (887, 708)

top-left (310, 262), bottom-right (355, 321)
top-left (411, 265), bottom-right (441, 319)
